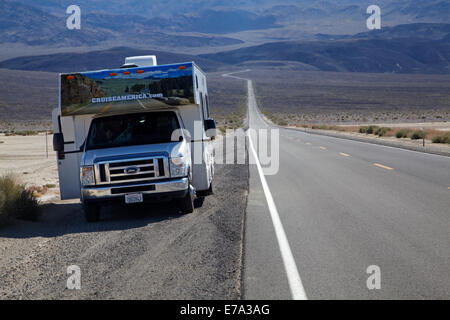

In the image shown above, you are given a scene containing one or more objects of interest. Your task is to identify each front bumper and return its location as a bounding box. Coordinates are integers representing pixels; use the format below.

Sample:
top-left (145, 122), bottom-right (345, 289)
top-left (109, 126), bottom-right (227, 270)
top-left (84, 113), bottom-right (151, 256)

top-left (81, 177), bottom-right (189, 203)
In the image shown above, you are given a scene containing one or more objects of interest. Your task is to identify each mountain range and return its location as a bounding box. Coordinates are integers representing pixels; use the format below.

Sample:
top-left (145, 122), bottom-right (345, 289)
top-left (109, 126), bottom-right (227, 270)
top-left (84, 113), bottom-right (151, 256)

top-left (1, 0), bottom-right (449, 55)
top-left (1, 0), bottom-right (449, 74)
top-left (0, 47), bottom-right (227, 73)
top-left (1, 23), bottom-right (449, 75)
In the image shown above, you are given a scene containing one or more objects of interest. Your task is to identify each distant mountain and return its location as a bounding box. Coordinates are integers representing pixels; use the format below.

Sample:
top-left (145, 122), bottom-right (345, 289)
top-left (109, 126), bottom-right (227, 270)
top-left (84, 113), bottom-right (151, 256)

top-left (317, 23), bottom-right (450, 41)
top-left (12, 0), bottom-right (450, 22)
top-left (2, 22), bottom-right (450, 75)
top-left (3, 0), bottom-right (449, 52)
top-left (0, 47), bottom-right (227, 73)
top-left (202, 36), bottom-right (450, 74)
top-left (145, 10), bottom-right (279, 34)
top-left (0, 1), bottom-right (243, 49)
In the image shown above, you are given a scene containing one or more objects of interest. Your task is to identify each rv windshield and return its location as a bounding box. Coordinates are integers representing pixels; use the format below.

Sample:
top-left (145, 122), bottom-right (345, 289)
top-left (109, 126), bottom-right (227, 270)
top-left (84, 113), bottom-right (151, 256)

top-left (86, 111), bottom-right (181, 150)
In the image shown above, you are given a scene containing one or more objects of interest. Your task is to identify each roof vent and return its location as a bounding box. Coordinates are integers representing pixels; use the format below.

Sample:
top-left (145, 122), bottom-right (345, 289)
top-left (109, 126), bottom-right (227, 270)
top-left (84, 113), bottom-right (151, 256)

top-left (121, 55), bottom-right (157, 68)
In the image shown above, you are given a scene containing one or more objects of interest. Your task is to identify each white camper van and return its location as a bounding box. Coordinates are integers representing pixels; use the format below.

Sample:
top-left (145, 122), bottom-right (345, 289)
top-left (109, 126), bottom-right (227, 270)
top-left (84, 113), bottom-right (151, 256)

top-left (52, 56), bottom-right (216, 221)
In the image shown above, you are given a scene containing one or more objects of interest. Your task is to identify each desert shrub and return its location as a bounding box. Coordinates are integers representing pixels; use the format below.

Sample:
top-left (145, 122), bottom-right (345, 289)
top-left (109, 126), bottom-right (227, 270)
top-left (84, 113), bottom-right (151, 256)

top-left (0, 175), bottom-right (40, 226)
top-left (366, 125), bottom-right (379, 134)
top-left (432, 132), bottom-right (450, 144)
top-left (410, 130), bottom-right (425, 140)
top-left (16, 130), bottom-right (39, 136)
top-left (14, 189), bottom-right (40, 221)
top-left (359, 126), bottom-right (368, 133)
top-left (359, 125), bottom-right (379, 134)
top-left (27, 185), bottom-right (48, 198)
top-left (375, 127), bottom-right (391, 137)
top-left (395, 129), bottom-right (411, 138)
top-left (44, 183), bottom-right (56, 189)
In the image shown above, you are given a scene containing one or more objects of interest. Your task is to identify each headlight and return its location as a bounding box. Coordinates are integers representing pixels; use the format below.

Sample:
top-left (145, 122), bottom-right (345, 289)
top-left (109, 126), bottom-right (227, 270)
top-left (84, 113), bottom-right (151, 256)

top-left (81, 166), bottom-right (95, 186)
top-left (170, 157), bottom-right (189, 178)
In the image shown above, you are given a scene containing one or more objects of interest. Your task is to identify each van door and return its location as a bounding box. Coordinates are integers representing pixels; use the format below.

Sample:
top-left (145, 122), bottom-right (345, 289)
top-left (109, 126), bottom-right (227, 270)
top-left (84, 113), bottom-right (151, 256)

top-left (52, 109), bottom-right (85, 199)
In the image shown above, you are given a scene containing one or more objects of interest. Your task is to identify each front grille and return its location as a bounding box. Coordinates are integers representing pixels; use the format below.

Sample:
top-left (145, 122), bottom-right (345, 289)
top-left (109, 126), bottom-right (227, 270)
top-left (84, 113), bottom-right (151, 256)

top-left (111, 184), bottom-right (156, 195)
top-left (95, 156), bottom-right (168, 184)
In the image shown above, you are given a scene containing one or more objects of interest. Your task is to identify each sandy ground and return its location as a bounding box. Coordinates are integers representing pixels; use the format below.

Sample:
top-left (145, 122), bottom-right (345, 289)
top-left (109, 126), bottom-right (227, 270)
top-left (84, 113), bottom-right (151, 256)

top-left (0, 133), bottom-right (59, 202)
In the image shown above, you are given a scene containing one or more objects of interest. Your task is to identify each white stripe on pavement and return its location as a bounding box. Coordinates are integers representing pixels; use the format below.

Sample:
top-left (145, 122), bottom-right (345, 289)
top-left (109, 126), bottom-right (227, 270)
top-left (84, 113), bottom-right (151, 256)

top-left (247, 133), bottom-right (308, 300)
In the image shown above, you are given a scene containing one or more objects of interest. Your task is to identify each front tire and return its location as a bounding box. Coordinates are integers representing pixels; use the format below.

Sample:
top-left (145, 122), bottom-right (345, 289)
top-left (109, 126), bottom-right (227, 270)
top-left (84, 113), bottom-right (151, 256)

top-left (179, 189), bottom-right (194, 214)
top-left (83, 203), bottom-right (100, 222)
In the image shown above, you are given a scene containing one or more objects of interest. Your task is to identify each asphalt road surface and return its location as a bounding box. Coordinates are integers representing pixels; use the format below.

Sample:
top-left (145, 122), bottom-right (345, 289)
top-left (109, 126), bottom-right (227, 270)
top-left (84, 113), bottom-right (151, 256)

top-left (232, 74), bottom-right (450, 300)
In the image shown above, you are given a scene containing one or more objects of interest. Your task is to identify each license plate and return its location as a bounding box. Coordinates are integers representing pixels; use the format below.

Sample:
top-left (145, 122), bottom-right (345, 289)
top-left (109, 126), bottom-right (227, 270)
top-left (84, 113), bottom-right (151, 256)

top-left (125, 193), bottom-right (143, 204)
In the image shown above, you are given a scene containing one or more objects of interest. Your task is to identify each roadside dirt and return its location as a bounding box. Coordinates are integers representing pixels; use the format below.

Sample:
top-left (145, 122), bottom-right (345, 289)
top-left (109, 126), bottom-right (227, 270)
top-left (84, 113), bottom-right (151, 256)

top-left (0, 135), bottom-right (248, 299)
top-left (0, 133), bottom-right (59, 201)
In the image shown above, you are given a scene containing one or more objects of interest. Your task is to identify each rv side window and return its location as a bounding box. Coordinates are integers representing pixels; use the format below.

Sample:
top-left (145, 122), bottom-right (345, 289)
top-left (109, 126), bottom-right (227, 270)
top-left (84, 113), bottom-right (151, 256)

top-left (202, 94), bottom-right (209, 119)
top-left (205, 94), bottom-right (210, 118)
top-left (195, 76), bottom-right (199, 89)
top-left (199, 93), bottom-right (205, 121)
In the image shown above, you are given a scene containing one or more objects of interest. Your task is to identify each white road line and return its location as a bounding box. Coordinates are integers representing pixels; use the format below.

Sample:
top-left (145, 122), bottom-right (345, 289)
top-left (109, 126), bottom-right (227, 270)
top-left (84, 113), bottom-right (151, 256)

top-left (137, 99), bottom-right (147, 109)
top-left (247, 134), bottom-right (308, 300)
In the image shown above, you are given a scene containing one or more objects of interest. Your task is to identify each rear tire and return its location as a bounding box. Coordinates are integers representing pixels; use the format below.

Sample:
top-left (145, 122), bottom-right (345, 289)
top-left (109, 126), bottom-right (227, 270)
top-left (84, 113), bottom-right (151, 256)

top-left (179, 189), bottom-right (194, 214)
top-left (83, 203), bottom-right (100, 222)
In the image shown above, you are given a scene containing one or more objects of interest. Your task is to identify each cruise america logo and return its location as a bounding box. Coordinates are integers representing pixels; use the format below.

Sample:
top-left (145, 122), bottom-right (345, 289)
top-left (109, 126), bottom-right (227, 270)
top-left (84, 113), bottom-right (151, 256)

top-left (91, 93), bottom-right (163, 104)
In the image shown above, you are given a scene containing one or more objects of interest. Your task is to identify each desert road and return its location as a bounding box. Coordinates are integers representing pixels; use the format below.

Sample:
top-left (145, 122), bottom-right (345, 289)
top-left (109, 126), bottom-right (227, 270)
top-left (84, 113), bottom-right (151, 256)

top-left (227, 73), bottom-right (450, 299)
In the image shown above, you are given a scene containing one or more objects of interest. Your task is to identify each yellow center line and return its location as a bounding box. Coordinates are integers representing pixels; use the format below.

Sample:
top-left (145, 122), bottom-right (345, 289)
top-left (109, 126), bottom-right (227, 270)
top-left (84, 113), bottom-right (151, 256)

top-left (339, 152), bottom-right (350, 157)
top-left (373, 163), bottom-right (393, 171)
top-left (319, 146), bottom-right (326, 150)
top-left (100, 102), bottom-right (113, 113)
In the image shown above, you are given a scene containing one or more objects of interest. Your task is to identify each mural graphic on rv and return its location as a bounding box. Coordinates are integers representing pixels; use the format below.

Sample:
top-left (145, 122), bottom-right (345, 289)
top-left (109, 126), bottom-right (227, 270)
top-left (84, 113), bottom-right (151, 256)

top-left (60, 63), bottom-right (195, 116)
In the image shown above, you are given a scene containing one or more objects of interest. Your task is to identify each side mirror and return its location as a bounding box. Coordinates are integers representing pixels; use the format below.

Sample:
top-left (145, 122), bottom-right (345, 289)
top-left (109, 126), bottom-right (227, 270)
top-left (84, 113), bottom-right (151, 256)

top-left (204, 119), bottom-right (216, 138)
top-left (53, 133), bottom-right (64, 152)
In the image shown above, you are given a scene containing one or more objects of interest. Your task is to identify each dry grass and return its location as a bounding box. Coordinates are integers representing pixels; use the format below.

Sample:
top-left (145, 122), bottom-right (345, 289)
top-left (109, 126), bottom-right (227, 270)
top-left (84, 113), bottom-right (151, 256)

top-left (299, 123), bottom-right (450, 144)
top-left (432, 132), bottom-right (450, 144)
top-left (0, 175), bottom-right (41, 226)
top-left (26, 185), bottom-right (49, 198)
top-left (3, 130), bottom-right (40, 136)
top-left (264, 111), bottom-right (288, 126)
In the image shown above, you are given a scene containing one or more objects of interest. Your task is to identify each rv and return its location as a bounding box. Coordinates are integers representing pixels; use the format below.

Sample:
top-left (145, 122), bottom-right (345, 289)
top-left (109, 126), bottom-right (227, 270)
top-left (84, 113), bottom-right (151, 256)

top-left (52, 56), bottom-right (216, 222)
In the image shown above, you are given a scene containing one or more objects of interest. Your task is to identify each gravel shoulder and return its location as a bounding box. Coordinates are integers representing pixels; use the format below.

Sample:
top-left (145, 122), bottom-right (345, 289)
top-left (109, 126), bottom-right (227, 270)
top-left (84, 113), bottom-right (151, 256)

top-left (0, 136), bottom-right (248, 300)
